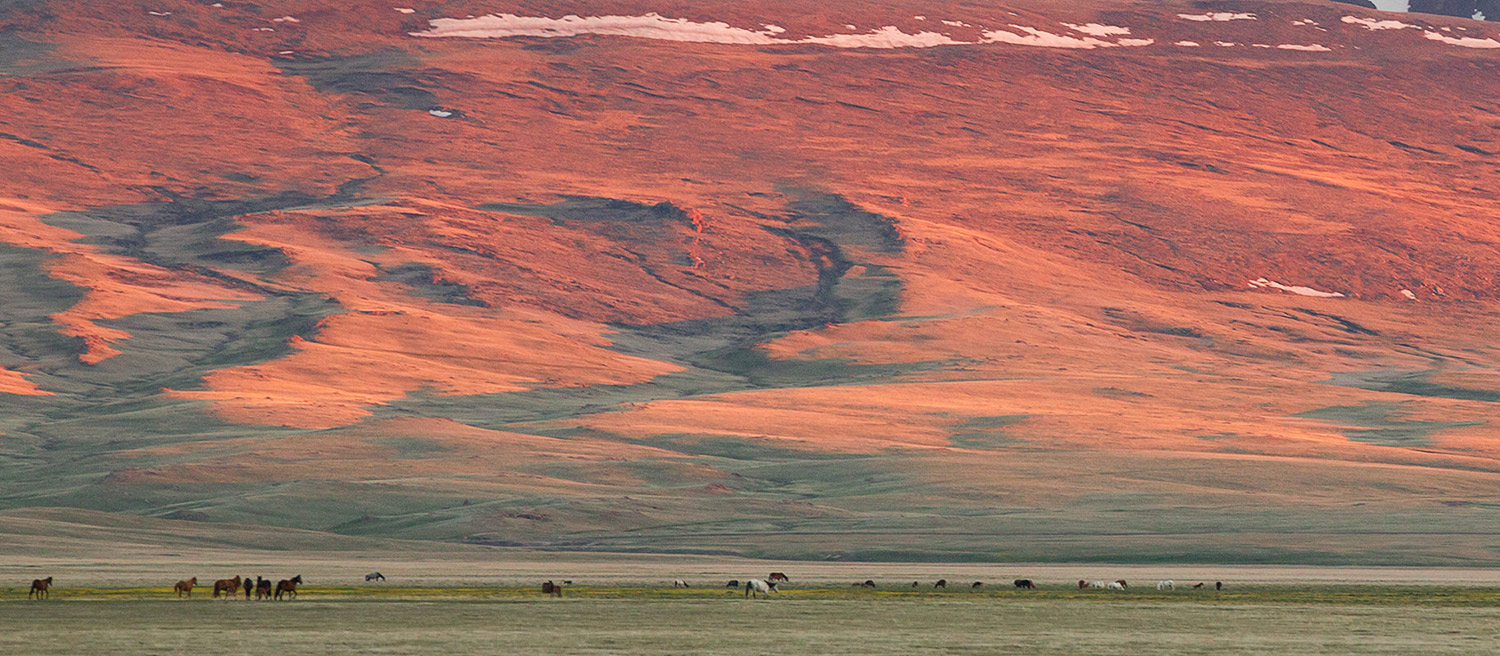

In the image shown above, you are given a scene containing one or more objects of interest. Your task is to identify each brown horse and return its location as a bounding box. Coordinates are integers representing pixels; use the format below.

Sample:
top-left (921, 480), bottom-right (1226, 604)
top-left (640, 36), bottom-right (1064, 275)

top-left (1078, 580), bottom-right (1088, 590)
top-left (1014, 579), bottom-right (1036, 589)
top-left (934, 579), bottom-right (947, 589)
top-left (212, 576), bottom-right (241, 599)
top-left (174, 577), bottom-right (197, 598)
top-left (256, 577), bottom-right (273, 600)
top-left (768, 572), bottom-right (790, 583)
top-left (971, 581), bottom-right (984, 589)
top-left (542, 580), bottom-right (562, 597)
top-left (29, 577), bottom-right (53, 600)
top-left (857, 579), bottom-right (876, 588)
top-left (274, 575), bottom-right (302, 600)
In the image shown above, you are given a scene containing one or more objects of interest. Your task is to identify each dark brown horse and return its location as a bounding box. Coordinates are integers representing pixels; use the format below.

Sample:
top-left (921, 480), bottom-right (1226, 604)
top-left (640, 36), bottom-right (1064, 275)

top-left (28, 577), bottom-right (52, 600)
top-left (256, 577), bottom-right (273, 600)
top-left (971, 581), bottom-right (984, 589)
top-left (1078, 580), bottom-right (1088, 590)
top-left (768, 572), bottom-right (790, 583)
top-left (274, 575), bottom-right (302, 600)
top-left (934, 579), bottom-right (947, 589)
top-left (174, 577), bottom-right (197, 598)
top-left (542, 580), bottom-right (562, 597)
top-left (858, 579), bottom-right (876, 588)
top-left (212, 576), bottom-right (241, 599)
top-left (1014, 579), bottom-right (1036, 590)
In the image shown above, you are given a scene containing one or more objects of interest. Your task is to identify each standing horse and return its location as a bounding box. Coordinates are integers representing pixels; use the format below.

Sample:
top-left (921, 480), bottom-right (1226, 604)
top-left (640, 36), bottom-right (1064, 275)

top-left (542, 580), bottom-right (562, 597)
top-left (744, 579), bottom-right (777, 599)
top-left (1106, 581), bottom-right (1126, 590)
top-left (934, 579), bottom-right (947, 589)
top-left (971, 582), bottom-right (984, 589)
top-left (1115, 579), bottom-right (1129, 589)
top-left (174, 577), bottom-right (197, 598)
top-left (244, 575), bottom-right (253, 600)
top-left (1192, 582), bottom-right (1205, 589)
top-left (725, 580), bottom-right (739, 588)
top-left (673, 579), bottom-right (689, 588)
top-left (212, 576), bottom-right (241, 599)
top-left (364, 572), bottom-right (386, 582)
top-left (1078, 580), bottom-right (1088, 590)
top-left (768, 572), bottom-right (790, 583)
top-left (274, 575), bottom-right (302, 600)
top-left (858, 580), bottom-right (876, 588)
top-left (255, 577), bottom-right (272, 600)
top-left (1014, 579), bottom-right (1036, 590)
top-left (1156, 580), bottom-right (1174, 591)
top-left (28, 577), bottom-right (52, 600)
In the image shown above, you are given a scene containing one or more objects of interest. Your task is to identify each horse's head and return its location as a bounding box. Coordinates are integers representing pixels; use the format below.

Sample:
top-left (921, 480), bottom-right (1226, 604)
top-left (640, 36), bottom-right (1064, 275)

top-left (767, 581), bottom-right (779, 592)
top-left (292, 575), bottom-right (303, 584)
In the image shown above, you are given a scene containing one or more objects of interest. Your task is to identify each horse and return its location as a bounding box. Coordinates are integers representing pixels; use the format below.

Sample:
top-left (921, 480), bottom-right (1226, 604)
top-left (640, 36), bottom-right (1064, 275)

top-left (174, 577), bottom-right (196, 598)
top-left (859, 580), bottom-right (876, 588)
top-left (1014, 579), bottom-right (1036, 590)
top-left (768, 572), bottom-right (790, 583)
top-left (725, 580), bottom-right (740, 588)
top-left (364, 572), bottom-right (386, 582)
top-left (934, 579), bottom-right (947, 589)
top-left (1216, 581), bottom-right (1223, 590)
top-left (1106, 581), bottom-right (1125, 590)
top-left (1078, 580), bottom-right (1088, 590)
top-left (244, 575), bottom-right (253, 600)
top-left (744, 579), bottom-right (777, 599)
top-left (28, 577), bottom-right (52, 600)
top-left (971, 582), bottom-right (983, 589)
top-left (256, 577), bottom-right (272, 600)
top-left (912, 581), bottom-right (919, 588)
top-left (1115, 579), bottom-right (1129, 589)
top-left (274, 575), bottom-right (302, 600)
top-left (1192, 582), bottom-right (1205, 589)
top-left (542, 580), bottom-right (562, 597)
top-left (673, 579), bottom-right (689, 588)
top-left (1089, 580), bottom-right (1108, 589)
top-left (1156, 580), bottom-right (1174, 591)
top-left (212, 576), bottom-right (241, 599)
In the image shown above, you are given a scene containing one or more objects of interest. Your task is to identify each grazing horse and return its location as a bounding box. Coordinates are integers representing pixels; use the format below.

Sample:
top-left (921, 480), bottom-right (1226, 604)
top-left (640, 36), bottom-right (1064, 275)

top-left (255, 577), bottom-right (272, 600)
top-left (725, 580), bottom-right (739, 588)
top-left (673, 579), bottom-right (689, 588)
top-left (1014, 579), bottom-right (1036, 590)
top-left (744, 579), bottom-right (777, 599)
top-left (542, 580), bottom-right (562, 597)
top-left (364, 572), bottom-right (386, 582)
top-left (28, 577), bottom-right (52, 600)
top-left (174, 577), bottom-right (197, 598)
top-left (1115, 579), bottom-right (1129, 589)
top-left (1216, 581), bottom-right (1223, 590)
top-left (859, 580), bottom-right (876, 588)
top-left (912, 581), bottom-right (920, 588)
top-left (1192, 582), bottom-right (1205, 589)
top-left (768, 572), bottom-right (790, 583)
top-left (1156, 580), bottom-right (1174, 591)
top-left (971, 582), bottom-right (983, 589)
top-left (213, 576), bottom-right (241, 599)
top-left (1078, 580), bottom-right (1088, 590)
top-left (274, 575), bottom-right (302, 600)
top-left (1089, 580), bottom-right (1108, 589)
top-left (934, 579), bottom-right (947, 589)
top-left (1106, 581), bottom-right (1126, 590)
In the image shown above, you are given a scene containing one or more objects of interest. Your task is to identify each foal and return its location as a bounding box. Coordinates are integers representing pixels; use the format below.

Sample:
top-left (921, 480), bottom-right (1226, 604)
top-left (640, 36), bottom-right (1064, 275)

top-left (174, 577), bottom-right (197, 598)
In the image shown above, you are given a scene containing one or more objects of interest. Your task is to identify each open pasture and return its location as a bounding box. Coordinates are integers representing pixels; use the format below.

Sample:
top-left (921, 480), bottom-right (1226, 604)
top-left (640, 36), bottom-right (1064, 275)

top-left (2, 586), bottom-right (1499, 655)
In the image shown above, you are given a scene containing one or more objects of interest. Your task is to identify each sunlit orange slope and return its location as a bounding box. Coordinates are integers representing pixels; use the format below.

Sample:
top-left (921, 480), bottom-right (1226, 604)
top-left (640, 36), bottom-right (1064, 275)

top-left (1, 0), bottom-right (1499, 562)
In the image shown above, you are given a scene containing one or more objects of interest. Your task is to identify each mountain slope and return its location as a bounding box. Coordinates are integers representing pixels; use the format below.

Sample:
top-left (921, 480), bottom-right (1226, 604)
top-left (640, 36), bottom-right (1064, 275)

top-left (2, 0), bottom-right (1500, 563)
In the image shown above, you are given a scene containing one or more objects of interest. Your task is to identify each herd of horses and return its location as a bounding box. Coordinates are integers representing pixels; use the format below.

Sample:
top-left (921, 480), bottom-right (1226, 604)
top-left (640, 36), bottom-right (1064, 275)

top-left (22, 572), bottom-right (1226, 600)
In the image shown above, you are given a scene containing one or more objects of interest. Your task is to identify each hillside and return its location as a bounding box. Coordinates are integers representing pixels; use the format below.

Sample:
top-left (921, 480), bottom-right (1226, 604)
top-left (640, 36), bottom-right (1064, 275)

top-left (1, 0), bottom-right (1499, 564)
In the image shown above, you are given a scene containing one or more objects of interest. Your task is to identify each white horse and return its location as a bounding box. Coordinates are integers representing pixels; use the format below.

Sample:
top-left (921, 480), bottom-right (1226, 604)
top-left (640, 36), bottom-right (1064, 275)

top-left (1156, 580), bottom-right (1174, 591)
top-left (744, 579), bottom-right (778, 599)
top-left (1106, 581), bottom-right (1126, 590)
top-left (673, 579), bottom-right (689, 588)
top-left (1089, 580), bottom-right (1108, 589)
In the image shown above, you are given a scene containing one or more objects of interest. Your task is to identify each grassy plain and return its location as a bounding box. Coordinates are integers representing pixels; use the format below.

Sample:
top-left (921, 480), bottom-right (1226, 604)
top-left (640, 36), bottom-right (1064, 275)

top-left (2, 586), bottom-right (1499, 655)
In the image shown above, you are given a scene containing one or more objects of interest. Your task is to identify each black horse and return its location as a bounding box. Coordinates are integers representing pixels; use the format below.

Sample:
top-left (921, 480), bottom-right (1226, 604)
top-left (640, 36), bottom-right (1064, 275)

top-left (1014, 579), bottom-right (1036, 589)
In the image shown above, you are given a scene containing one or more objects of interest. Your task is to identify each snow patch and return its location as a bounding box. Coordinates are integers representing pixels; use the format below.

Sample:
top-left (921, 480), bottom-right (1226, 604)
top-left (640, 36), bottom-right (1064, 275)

top-left (1341, 16), bottom-right (1415, 30)
top-left (413, 13), bottom-right (1160, 50)
top-left (1423, 31), bottom-right (1500, 48)
top-left (1248, 278), bottom-right (1345, 298)
top-left (1292, 19), bottom-right (1318, 26)
top-left (1400, 289), bottom-right (1417, 300)
top-left (942, 20), bottom-right (971, 28)
top-left (1277, 44), bottom-right (1331, 51)
top-left (1175, 40), bottom-right (1201, 47)
top-left (395, 7), bottom-right (415, 14)
top-left (148, 10), bottom-right (171, 16)
top-left (1064, 23), bottom-right (1131, 37)
top-left (804, 26), bottom-right (968, 48)
top-left (272, 16), bottom-right (300, 23)
top-left (1178, 12), bottom-right (1256, 22)
top-left (428, 109), bottom-right (454, 118)
top-left (1214, 41), bottom-right (1236, 47)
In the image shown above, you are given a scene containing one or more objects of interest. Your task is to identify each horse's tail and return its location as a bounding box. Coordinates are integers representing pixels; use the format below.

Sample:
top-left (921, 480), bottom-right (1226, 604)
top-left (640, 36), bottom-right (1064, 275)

top-left (744, 581), bottom-right (751, 598)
